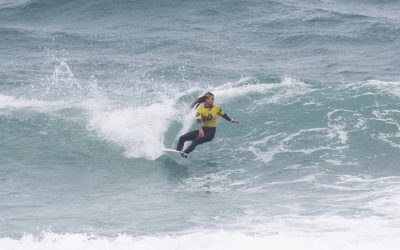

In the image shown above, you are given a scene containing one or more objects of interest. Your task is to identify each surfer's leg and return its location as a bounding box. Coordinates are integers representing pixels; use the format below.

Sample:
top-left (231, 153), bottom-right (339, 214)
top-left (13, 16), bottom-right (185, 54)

top-left (183, 130), bottom-right (215, 154)
top-left (182, 138), bottom-right (202, 154)
top-left (176, 130), bottom-right (199, 151)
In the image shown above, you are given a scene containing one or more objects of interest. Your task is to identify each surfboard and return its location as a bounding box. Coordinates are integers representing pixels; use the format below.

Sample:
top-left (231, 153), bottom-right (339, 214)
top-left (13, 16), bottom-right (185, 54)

top-left (163, 148), bottom-right (189, 165)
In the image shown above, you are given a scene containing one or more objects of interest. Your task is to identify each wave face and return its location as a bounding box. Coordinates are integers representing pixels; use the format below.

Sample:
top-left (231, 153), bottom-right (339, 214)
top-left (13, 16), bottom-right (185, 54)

top-left (1, 0), bottom-right (400, 249)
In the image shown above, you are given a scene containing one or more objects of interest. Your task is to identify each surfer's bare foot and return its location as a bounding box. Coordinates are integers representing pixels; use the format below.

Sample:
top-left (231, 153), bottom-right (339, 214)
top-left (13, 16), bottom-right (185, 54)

top-left (180, 152), bottom-right (188, 158)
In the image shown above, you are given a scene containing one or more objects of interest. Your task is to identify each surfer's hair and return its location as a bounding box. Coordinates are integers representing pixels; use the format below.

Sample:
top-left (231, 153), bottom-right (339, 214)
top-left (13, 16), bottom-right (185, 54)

top-left (190, 92), bottom-right (214, 109)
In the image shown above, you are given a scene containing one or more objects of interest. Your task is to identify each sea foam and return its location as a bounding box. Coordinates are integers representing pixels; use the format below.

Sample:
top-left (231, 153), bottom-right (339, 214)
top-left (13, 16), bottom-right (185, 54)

top-left (1, 227), bottom-right (399, 250)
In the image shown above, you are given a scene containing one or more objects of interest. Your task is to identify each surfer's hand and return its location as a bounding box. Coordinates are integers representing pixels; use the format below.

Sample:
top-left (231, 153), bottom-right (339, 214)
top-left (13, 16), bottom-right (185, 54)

top-left (231, 119), bottom-right (240, 124)
top-left (199, 128), bottom-right (204, 137)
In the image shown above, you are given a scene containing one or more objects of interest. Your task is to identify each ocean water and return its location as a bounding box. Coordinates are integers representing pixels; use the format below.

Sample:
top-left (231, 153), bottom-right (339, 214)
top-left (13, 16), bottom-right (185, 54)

top-left (1, 0), bottom-right (400, 249)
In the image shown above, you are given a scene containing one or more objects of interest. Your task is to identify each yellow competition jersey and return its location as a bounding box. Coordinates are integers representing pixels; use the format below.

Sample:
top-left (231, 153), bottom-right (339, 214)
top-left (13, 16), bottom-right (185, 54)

top-left (196, 104), bottom-right (225, 128)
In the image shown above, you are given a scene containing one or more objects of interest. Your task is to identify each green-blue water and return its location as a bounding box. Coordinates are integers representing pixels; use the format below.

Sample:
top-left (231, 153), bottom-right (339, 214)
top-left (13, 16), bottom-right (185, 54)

top-left (1, 0), bottom-right (400, 249)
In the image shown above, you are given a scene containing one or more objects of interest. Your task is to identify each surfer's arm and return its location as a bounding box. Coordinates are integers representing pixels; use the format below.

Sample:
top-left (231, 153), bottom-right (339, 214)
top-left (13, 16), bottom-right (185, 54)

top-left (221, 113), bottom-right (233, 122)
top-left (218, 106), bottom-right (235, 123)
top-left (197, 119), bottom-right (203, 128)
top-left (197, 119), bottom-right (205, 137)
top-left (218, 106), bottom-right (239, 124)
top-left (195, 110), bottom-right (205, 136)
top-left (221, 112), bottom-right (240, 124)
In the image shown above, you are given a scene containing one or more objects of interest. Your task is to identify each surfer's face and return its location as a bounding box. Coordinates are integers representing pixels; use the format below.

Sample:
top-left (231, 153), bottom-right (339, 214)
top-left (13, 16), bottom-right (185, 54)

top-left (205, 95), bottom-right (214, 106)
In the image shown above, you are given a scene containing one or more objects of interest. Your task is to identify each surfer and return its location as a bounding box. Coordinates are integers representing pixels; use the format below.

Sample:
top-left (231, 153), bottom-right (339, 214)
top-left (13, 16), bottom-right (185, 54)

top-left (176, 92), bottom-right (240, 158)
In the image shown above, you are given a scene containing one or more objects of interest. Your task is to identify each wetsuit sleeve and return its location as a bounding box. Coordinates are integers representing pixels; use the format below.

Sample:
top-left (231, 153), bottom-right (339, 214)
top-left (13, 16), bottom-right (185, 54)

top-left (196, 109), bottom-right (203, 128)
top-left (222, 113), bottom-right (233, 122)
top-left (218, 106), bottom-right (233, 122)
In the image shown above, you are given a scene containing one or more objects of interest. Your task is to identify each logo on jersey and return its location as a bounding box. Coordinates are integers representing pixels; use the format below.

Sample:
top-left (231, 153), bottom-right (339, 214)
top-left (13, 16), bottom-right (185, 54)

top-left (203, 114), bottom-right (213, 121)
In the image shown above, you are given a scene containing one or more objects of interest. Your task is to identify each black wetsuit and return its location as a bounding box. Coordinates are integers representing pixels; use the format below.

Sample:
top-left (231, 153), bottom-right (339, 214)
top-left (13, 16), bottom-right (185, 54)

top-left (176, 104), bottom-right (232, 154)
top-left (176, 127), bottom-right (216, 154)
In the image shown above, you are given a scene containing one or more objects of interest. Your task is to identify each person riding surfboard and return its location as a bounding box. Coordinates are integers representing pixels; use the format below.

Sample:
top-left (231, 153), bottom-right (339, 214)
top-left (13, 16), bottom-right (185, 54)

top-left (176, 92), bottom-right (240, 158)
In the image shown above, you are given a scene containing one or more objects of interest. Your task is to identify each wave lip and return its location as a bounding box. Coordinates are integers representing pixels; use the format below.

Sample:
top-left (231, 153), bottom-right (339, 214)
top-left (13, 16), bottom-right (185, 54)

top-left (213, 76), bottom-right (312, 104)
top-left (83, 97), bottom-right (177, 160)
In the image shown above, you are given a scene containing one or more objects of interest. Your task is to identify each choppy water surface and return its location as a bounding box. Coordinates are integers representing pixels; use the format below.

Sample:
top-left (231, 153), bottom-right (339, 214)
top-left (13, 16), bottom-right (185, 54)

top-left (1, 0), bottom-right (400, 249)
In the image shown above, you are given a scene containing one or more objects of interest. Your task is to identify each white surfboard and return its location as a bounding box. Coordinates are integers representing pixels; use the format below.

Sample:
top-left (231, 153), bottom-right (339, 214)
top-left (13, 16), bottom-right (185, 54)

top-left (163, 148), bottom-right (189, 165)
